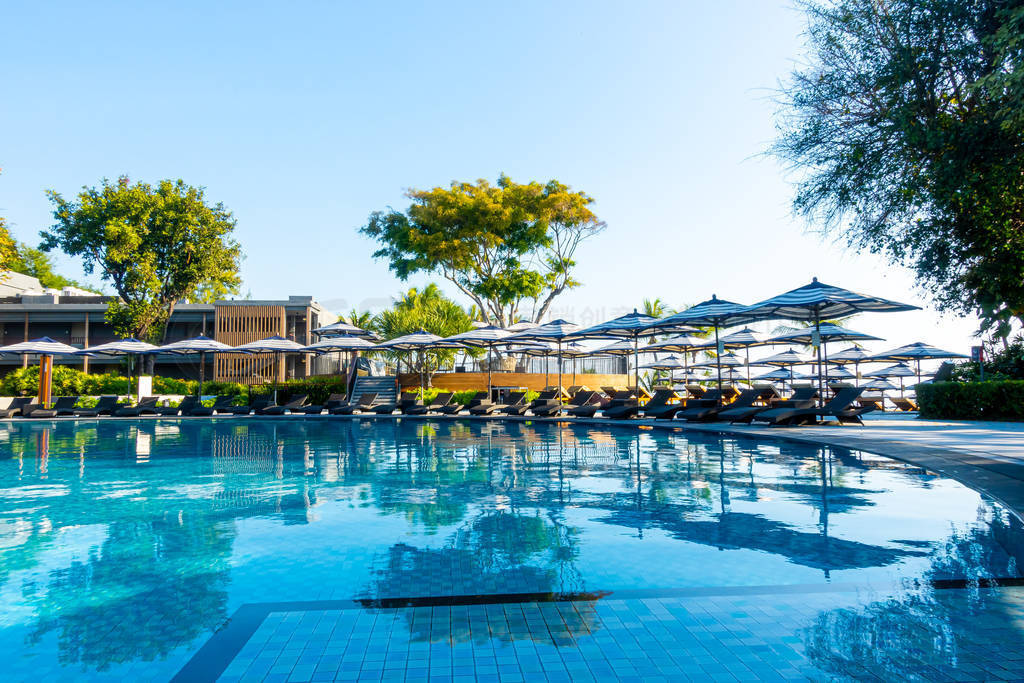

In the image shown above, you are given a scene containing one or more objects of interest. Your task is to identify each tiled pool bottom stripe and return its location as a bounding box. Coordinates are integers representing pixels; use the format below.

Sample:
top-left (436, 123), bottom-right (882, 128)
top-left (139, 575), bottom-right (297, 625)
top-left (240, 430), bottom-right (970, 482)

top-left (181, 583), bottom-right (1024, 682)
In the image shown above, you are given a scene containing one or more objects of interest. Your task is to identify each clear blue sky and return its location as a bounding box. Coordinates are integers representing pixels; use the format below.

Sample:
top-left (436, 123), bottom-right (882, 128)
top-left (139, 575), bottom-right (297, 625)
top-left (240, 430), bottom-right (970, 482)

top-left (0, 0), bottom-right (980, 356)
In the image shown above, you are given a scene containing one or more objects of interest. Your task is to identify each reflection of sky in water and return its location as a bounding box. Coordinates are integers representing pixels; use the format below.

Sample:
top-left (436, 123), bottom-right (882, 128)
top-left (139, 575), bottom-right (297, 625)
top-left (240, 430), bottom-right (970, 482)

top-left (0, 418), bottom-right (1021, 680)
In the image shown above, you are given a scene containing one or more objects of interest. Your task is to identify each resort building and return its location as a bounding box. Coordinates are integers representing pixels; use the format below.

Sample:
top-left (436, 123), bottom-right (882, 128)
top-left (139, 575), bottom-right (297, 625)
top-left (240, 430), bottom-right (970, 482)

top-left (0, 272), bottom-right (329, 382)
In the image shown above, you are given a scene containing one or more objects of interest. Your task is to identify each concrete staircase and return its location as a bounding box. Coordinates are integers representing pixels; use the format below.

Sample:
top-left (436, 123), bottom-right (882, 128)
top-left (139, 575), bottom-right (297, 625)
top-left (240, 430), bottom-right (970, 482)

top-left (350, 376), bottom-right (397, 406)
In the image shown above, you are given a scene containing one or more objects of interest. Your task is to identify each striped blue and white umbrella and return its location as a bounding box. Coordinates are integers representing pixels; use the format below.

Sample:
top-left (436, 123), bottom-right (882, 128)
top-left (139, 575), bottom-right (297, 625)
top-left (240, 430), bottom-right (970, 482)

top-left (74, 338), bottom-right (160, 396)
top-left (313, 319), bottom-right (377, 339)
top-left (0, 337), bottom-right (79, 356)
top-left (566, 310), bottom-right (671, 395)
top-left (442, 325), bottom-right (512, 392)
top-left (301, 335), bottom-right (378, 353)
top-left (743, 278), bottom-right (917, 401)
top-left (828, 347), bottom-right (873, 363)
top-left (864, 363), bottom-right (917, 395)
top-left (376, 331), bottom-right (464, 393)
top-left (645, 296), bottom-right (754, 395)
top-left (151, 335), bottom-right (237, 396)
top-left (768, 322), bottom-right (882, 346)
top-left (867, 341), bottom-right (967, 383)
top-left (505, 319), bottom-right (582, 393)
top-left (230, 336), bottom-right (307, 401)
top-left (0, 337), bottom-right (80, 404)
top-left (694, 327), bottom-right (771, 384)
top-left (693, 352), bottom-right (746, 368)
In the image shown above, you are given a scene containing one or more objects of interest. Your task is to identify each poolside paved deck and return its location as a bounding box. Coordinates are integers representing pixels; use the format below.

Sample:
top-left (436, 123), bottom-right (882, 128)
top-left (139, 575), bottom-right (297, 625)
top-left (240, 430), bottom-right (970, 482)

top-left (645, 413), bottom-right (1024, 520)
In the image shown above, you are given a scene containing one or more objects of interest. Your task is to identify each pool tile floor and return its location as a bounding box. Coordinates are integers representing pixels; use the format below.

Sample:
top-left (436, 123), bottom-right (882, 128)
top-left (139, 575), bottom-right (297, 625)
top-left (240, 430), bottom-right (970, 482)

top-left (214, 585), bottom-right (1024, 682)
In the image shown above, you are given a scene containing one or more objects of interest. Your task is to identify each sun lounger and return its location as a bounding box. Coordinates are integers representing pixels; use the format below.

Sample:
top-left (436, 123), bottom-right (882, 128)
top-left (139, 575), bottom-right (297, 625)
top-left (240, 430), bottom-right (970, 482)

top-left (187, 395), bottom-right (238, 416)
top-left (74, 395), bottom-right (120, 417)
top-left (157, 395), bottom-right (200, 416)
top-left (0, 397), bottom-right (33, 418)
top-left (674, 390), bottom-right (725, 421)
top-left (257, 394), bottom-right (310, 415)
top-left (891, 397), bottom-right (918, 412)
top-left (523, 390), bottom-right (561, 416)
top-left (399, 394), bottom-right (428, 415)
top-left (680, 388), bottom-right (777, 423)
top-left (471, 391), bottom-right (523, 416)
top-left (685, 385), bottom-right (707, 399)
top-left (371, 392), bottom-right (420, 415)
top-left (562, 390), bottom-right (607, 417)
top-left (603, 396), bottom-right (640, 419)
top-left (114, 396), bottom-right (160, 417)
top-left (496, 391), bottom-right (530, 415)
top-left (23, 403), bottom-right (59, 418)
top-left (295, 393), bottom-right (348, 415)
top-left (752, 387), bottom-right (873, 426)
top-left (439, 392), bottom-right (487, 415)
top-left (28, 395), bottom-right (88, 418)
top-left (641, 389), bottom-right (684, 419)
top-left (722, 387), bottom-right (818, 424)
top-left (218, 398), bottom-right (269, 416)
top-left (406, 392), bottom-right (455, 415)
top-left (857, 396), bottom-right (887, 412)
top-left (330, 393), bottom-right (378, 415)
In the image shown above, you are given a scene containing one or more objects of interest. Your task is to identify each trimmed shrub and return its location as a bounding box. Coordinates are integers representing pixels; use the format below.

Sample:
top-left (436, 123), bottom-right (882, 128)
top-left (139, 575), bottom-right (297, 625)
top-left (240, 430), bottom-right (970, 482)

top-left (254, 376), bottom-right (351, 405)
top-left (916, 381), bottom-right (1024, 420)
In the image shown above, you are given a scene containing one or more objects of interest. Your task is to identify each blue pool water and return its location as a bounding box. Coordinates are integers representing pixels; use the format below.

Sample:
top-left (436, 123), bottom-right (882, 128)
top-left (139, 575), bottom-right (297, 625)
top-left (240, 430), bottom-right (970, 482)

top-left (1, 418), bottom-right (1022, 681)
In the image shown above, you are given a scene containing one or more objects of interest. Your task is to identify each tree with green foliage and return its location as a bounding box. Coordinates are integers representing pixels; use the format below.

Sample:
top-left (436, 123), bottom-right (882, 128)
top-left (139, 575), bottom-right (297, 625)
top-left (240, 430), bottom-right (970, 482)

top-left (361, 175), bottom-right (605, 327)
top-left (372, 283), bottom-right (476, 381)
top-left (775, 0), bottom-right (1024, 338)
top-left (7, 242), bottom-right (98, 291)
top-left (42, 176), bottom-right (242, 342)
top-left (0, 217), bottom-right (16, 275)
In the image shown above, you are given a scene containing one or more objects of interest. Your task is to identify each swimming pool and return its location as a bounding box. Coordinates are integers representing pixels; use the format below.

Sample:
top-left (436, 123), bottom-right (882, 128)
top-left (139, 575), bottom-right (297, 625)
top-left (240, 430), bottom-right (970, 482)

top-left (1, 418), bottom-right (1022, 681)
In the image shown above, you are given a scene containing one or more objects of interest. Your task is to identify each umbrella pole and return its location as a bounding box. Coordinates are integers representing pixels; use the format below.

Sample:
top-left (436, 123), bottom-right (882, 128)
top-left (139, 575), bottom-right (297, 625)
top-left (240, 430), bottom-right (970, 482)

top-left (198, 351), bottom-right (205, 397)
top-left (487, 345), bottom-right (492, 397)
top-left (814, 313), bottom-right (824, 407)
top-left (633, 336), bottom-right (639, 397)
top-left (714, 325), bottom-right (723, 401)
top-left (745, 346), bottom-right (750, 386)
top-left (557, 340), bottom-right (563, 398)
top-left (573, 356), bottom-right (577, 386)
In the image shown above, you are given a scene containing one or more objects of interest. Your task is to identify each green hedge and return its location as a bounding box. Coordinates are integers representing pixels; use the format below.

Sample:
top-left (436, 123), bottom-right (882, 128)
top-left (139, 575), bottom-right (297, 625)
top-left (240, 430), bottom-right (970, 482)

top-left (254, 376), bottom-right (351, 405)
top-left (916, 381), bottom-right (1024, 420)
top-left (0, 366), bottom-right (249, 398)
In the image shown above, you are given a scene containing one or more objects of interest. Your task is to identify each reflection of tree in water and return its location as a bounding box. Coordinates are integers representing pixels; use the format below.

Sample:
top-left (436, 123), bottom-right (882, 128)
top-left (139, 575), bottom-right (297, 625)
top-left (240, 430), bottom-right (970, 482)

top-left (366, 509), bottom-right (590, 644)
top-left (802, 505), bottom-right (1024, 678)
top-left (22, 512), bottom-right (234, 671)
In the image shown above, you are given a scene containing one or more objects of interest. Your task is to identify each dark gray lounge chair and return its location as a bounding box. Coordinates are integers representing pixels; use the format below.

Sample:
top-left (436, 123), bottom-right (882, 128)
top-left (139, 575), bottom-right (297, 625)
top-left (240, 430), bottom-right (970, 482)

top-left (640, 389), bottom-right (683, 419)
top-left (406, 392), bottom-right (454, 415)
top-left (115, 396), bottom-right (160, 417)
top-left (74, 395), bottom-right (120, 417)
top-left (603, 396), bottom-right (640, 419)
top-left (24, 403), bottom-right (59, 418)
top-left (722, 387), bottom-right (818, 424)
top-left (495, 391), bottom-right (529, 416)
top-left (330, 393), bottom-right (378, 415)
top-left (441, 392), bottom-right (487, 415)
top-left (564, 390), bottom-right (606, 418)
top-left (257, 394), bottom-right (309, 415)
top-left (157, 395), bottom-right (202, 416)
top-left (188, 395), bottom-right (239, 416)
top-left (371, 392), bottom-right (420, 415)
top-left (0, 397), bottom-right (34, 418)
top-left (296, 393), bottom-right (348, 415)
top-left (674, 390), bottom-right (725, 421)
top-left (752, 387), bottom-right (873, 426)
top-left (679, 388), bottom-right (771, 423)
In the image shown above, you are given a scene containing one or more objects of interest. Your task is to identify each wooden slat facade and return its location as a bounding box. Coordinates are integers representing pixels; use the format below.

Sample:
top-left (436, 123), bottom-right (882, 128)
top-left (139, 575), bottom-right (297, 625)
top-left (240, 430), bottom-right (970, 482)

top-left (214, 304), bottom-right (286, 383)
